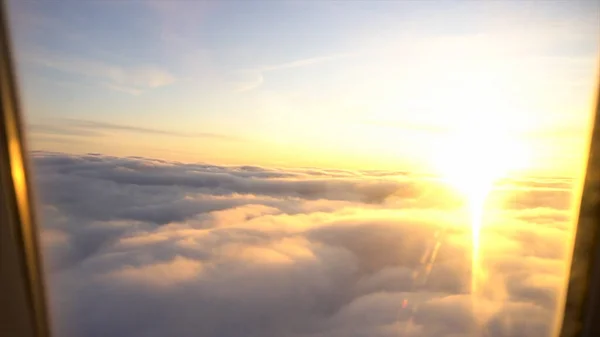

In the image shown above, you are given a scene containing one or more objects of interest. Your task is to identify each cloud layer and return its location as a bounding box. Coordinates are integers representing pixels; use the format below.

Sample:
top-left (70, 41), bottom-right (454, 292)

top-left (32, 152), bottom-right (575, 337)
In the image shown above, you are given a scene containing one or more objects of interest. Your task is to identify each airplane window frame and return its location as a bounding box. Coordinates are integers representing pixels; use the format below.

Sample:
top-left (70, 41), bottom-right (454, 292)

top-left (0, 2), bottom-right (52, 337)
top-left (559, 63), bottom-right (600, 337)
top-left (0, 1), bottom-right (598, 337)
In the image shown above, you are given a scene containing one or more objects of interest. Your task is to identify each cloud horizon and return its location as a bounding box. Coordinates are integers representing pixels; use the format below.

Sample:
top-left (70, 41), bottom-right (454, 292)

top-left (32, 151), bottom-right (576, 337)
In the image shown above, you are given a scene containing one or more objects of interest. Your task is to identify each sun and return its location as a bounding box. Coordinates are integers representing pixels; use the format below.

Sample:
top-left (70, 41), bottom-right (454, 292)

top-left (430, 86), bottom-right (531, 298)
top-left (434, 122), bottom-right (530, 299)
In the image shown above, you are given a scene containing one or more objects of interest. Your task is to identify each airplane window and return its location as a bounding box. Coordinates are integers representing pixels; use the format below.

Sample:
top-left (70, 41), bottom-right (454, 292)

top-left (3, 1), bottom-right (599, 337)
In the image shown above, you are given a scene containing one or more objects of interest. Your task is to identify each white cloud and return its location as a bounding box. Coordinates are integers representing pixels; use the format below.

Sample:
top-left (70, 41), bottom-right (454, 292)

top-left (33, 152), bottom-right (575, 337)
top-left (107, 256), bottom-right (203, 287)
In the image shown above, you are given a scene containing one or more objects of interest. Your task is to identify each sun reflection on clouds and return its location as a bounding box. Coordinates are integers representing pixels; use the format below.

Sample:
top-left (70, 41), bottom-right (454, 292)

top-left (426, 63), bottom-right (535, 324)
top-left (32, 152), bottom-right (579, 337)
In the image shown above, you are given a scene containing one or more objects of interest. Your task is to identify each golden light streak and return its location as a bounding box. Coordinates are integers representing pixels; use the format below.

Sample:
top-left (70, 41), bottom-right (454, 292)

top-left (429, 65), bottom-right (532, 302)
top-left (434, 124), bottom-right (526, 287)
top-left (466, 182), bottom-right (488, 296)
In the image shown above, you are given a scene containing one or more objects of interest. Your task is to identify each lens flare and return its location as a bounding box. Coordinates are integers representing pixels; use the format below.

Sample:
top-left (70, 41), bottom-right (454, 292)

top-left (465, 179), bottom-right (489, 295)
top-left (433, 123), bottom-right (529, 298)
top-left (426, 71), bottom-right (533, 328)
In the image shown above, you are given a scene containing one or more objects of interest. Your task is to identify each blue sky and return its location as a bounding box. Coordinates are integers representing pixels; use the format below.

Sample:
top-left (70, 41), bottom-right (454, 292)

top-left (6, 0), bottom-right (600, 173)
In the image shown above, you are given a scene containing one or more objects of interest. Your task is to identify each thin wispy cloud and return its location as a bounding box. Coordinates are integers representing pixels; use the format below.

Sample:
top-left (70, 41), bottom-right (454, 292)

top-left (24, 50), bottom-right (176, 95)
top-left (29, 119), bottom-right (244, 142)
top-left (361, 119), bottom-right (587, 140)
top-left (231, 71), bottom-right (265, 93)
top-left (260, 54), bottom-right (352, 72)
top-left (235, 53), bottom-right (352, 92)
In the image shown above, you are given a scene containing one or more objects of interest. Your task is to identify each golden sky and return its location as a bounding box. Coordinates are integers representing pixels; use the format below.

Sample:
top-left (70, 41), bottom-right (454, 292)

top-left (8, 0), bottom-right (600, 176)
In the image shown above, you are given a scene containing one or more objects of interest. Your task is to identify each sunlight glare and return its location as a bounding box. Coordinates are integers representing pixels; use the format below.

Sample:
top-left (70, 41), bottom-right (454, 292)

top-left (431, 74), bottom-right (531, 300)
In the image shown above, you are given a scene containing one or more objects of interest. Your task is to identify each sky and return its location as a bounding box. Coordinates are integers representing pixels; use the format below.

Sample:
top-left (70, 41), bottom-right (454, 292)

top-left (6, 0), bottom-right (600, 175)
